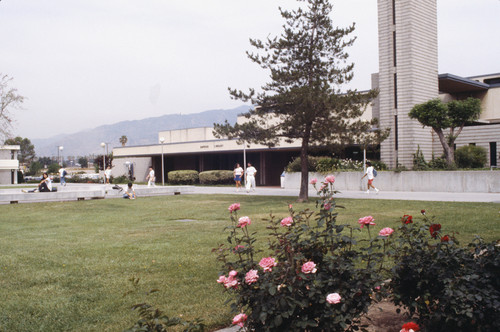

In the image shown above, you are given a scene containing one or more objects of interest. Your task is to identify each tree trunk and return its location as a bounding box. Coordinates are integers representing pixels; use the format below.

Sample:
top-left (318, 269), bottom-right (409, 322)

top-left (434, 128), bottom-right (454, 166)
top-left (298, 126), bottom-right (311, 202)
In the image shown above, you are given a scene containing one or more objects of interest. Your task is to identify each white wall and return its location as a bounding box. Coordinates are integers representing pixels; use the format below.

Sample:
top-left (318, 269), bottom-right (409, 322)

top-left (284, 171), bottom-right (500, 193)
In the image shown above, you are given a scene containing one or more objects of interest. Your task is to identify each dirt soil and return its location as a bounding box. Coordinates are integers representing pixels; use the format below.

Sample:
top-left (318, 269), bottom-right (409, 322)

top-left (360, 300), bottom-right (412, 332)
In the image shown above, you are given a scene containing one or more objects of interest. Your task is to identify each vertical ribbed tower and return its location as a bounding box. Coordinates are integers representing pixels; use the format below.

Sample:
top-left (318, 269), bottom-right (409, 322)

top-left (377, 0), bottom-right (438, 168)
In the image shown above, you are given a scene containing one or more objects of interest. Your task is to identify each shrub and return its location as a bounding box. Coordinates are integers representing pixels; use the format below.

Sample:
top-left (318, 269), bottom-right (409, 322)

top-left (412, 146), bottom-right (428, 170)
top-left (199, 170), bottom-right (234, 185)
top-left (315, 157), bottom-right (336, 173)
top-left (168, 170), bottom-right (199, 185)
top-left (285, 156), bottom-right (322, 172)
top-left (455, 145), bottom-right (487, 168)
top-left (389, 211), bottom-right (500, 331)
top-left (112, 175), bottom-right (129, 184)
top-left (285, 156), bottom-right (369, 173)
top-left (428, 157), bottom-right (449, 170)
top-left (370, 160), bottom-right (388, 171)
top-left (215, 178), bottom-right (389, 331)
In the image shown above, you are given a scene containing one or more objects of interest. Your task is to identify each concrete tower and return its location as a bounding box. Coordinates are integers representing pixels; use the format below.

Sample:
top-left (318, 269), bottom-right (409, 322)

top-left (377, 0), bottom-right (439, 168)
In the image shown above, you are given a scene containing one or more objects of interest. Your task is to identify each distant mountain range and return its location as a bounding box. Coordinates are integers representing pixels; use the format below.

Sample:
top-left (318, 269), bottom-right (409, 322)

top-left (32, 106), bottom-right (249, 157)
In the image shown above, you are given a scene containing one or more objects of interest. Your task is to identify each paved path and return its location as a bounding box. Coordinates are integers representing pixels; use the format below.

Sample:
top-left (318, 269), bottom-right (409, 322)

top-left (1, 183), bottom-right (499, 203)
top-left (186, 186), bottom-right (500, 203)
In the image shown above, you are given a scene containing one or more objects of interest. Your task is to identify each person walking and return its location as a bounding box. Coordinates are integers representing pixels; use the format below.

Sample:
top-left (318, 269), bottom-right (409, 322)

top-left (146, 166), bottom-right (155, 187)
top-left (245, 162), bottom-right (257, 193)
top-left (59, 167), bottom-right (67, 186)
top-left (361, 161), bottom-right (379, 194)
top-left (233, 163), bottom-right (243, 191)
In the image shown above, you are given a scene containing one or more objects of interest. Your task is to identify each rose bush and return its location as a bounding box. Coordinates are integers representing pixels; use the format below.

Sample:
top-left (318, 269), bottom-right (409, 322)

top-left (389, 211), bottom-right (500, 331)
top-left (214, 180), bottom-right (389, 331)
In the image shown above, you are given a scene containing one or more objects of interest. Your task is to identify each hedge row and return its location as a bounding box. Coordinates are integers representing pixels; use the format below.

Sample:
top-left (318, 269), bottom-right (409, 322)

top-left (167, 170), bottom-right (234, 185)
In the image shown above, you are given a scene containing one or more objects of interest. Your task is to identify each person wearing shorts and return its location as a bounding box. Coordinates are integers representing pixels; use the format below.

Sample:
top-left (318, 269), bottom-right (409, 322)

top-left (233, 163), bottom-right (243, 191)
top-left (361, 161), bottom-right (379, 194)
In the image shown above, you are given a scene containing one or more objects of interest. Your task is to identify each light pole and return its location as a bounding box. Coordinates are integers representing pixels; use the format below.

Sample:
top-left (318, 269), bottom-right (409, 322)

top-left (57, 146), bottom-right (64, 166)
top-left (159, 137), bottom-right (165, 186)
top-left (100, 142), bottom-right (106, 171)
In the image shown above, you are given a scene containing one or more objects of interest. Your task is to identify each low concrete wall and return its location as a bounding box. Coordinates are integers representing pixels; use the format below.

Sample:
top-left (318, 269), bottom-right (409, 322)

top-left (284, 171), bottom-right (500, 193)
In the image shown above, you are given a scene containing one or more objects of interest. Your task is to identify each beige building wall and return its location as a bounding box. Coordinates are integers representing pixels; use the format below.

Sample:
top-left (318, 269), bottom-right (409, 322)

top-left (0, 145), bottom-right (20, 184)
top-left (377, 0), bottom-right (438, 168)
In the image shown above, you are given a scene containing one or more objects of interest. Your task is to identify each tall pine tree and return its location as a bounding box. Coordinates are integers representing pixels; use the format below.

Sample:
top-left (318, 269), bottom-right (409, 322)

top-left (214, 0), bottom-right (386, 201)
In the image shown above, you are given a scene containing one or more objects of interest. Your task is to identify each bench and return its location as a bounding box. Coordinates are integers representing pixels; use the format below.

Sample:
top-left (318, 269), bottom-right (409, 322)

top-left (0, 190), bottom-right (106, 204)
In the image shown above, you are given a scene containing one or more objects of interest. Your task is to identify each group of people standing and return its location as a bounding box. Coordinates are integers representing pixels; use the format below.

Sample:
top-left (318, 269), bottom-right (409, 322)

top-left (233, 162), bottom-right (257, 193)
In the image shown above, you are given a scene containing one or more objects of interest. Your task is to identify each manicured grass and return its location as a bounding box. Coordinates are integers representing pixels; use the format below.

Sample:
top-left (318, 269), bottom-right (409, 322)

top-left (0, 195), bottom-right (498, 331)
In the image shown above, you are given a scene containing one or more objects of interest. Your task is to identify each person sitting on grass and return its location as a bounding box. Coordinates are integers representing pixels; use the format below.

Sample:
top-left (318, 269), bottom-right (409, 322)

top-left (123, 182), bottom-right (136, 199)
top-left (22, 173), bottom-right (52, 193)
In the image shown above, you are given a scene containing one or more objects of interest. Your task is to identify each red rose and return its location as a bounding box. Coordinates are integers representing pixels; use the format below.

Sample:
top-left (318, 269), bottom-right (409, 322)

top-left (429, 223), bottom-right (441, 238)
top-left (401, 215), bottom-right (413, 224)
top-left (420, 209), bottom-right (426, 215)
top-left (401, 321), bottom-right (420, 331)
top-left (441, 235), bottom-right (450, 242)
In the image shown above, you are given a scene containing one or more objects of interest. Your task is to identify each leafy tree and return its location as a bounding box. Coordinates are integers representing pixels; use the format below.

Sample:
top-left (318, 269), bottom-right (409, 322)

top-left (409, 97), bottom-right (481, 167)
top-left (4, 136), bottom-right (35, 164)
top-left (119, 135), bottom-right (128, 147)
top-left (27, 161), bottom-right (42, 176)
top-left (47, 163), bottom-right (60, 174)
top-left (0, 74), bottom-right (25, 139)
top-left (213, 0), bottom-right (385, 201)
top-left (37, 156), bottom-right (53, 167)
top-left (78, 156), bottom-right (88, 168)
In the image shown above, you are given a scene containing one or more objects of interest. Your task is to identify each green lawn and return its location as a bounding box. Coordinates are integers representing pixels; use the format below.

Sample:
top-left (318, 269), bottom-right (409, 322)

top-left (0, 195), bottom-right (498, 331)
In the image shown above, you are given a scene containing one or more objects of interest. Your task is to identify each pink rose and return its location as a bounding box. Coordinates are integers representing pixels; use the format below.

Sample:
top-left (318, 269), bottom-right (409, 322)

top-left (245, 269), bottom-right (259, 284)
top-left (228, 203), bottom-right (240, 212)
top-left (216, 275), bottom-right (227, 284)
top-left (310, 178), bottom-right (318, 185)
top-left (259, 257), bottom-right (277, 272)
top-left (233, 245), bottom-right (245, 253)
top-left (301, 261), bottom-right (317, 274)
top-left (358, 216), bottom-right (376, 228)
top-left (324, 203), bottom-right (331, 210)
top-left (217, 271), bottom-right (239, 288)
top-left (325, 175), bottom-right (335, 183)
top-left (280, 216), bottom-right (293, 227)
top-left (232, 313), bottom-right (248, 328)
top-left (378, 227), bottom-right (394, 237)
top-left (326, 293), bottom-right (341, 304)
top-left (238, 216), bottom-right (251, 228)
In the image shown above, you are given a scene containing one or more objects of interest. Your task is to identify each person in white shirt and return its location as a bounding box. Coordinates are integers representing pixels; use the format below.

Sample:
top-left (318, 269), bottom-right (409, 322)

top-left (361, 161), bottom-right (379, 194)
top-left (245, 162), bottom-right (257, 193)
top-left (233, 163), bottom-right (243, 191)
top-left (59, 167), bottom-right (67, 186)
top-left (22, 172), bottom-right (52, 192)
top-left (146, 166), bottom-right (155, 187)
top-left (104, 166), bottom-right (112, 184)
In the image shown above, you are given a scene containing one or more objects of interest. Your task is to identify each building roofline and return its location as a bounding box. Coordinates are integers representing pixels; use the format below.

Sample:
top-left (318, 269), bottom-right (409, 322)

top-left (438, 73), bottom-right (489, 93)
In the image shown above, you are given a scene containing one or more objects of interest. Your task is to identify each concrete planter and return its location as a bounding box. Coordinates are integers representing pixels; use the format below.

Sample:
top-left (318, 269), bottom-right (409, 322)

top-left (283, 171), bottom-right (500, 193)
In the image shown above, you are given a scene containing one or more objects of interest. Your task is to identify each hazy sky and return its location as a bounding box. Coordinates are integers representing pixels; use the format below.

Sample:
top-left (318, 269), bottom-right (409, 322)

top-left (1, 0), bottom-right (499, 139)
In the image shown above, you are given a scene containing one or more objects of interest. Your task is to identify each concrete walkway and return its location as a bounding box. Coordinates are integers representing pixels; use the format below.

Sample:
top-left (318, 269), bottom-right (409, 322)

top-left (1, 183), bottom-right (499, 203)
top-left (187, 185), bottom-right (500, 203)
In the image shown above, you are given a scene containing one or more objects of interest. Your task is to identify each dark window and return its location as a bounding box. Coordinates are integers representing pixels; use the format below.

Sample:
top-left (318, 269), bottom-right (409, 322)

top-left (484, 77), bottom-right (500, 85)
top-left (393, 31), bottom-right (397, 67)
top-left (392, 0), bottom-right (396, 25)
top-left (394, 73), bottom-right (398, 109)
top-left (394, 115), bottom-right (398, 151)
top-left (490, 142), bottom-right (497, 166)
